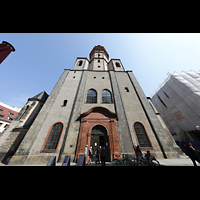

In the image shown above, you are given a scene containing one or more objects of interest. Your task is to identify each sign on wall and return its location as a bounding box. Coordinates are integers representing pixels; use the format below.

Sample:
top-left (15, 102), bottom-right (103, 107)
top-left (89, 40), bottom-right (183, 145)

top-left (174, 113), bottom-right (185, 120)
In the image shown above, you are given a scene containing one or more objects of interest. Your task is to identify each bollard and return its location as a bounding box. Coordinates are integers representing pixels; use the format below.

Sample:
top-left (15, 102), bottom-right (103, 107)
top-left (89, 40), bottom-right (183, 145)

top-left (62, 155), bottom-right (71, 166)
top-left (46, 156), bottom-right (56, 166)
top-left (76, 154), bottom-right (85, 166)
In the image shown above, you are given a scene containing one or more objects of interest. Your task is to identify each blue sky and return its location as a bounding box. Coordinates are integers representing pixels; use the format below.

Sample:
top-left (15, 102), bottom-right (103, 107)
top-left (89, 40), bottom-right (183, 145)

top-left (1, 33), bottom-right (200, 108)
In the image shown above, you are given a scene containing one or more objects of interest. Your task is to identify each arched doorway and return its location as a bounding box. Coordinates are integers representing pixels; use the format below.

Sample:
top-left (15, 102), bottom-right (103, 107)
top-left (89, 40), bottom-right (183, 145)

top-left (90, 125), bottom-right (110, 162)
top-left (74, 107), bottom-right (121, 163)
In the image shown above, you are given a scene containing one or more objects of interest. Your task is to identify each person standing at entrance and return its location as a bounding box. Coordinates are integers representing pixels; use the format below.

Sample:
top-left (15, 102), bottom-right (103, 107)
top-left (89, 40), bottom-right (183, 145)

top-left (100, 146), bottom-right (106, 166)
top-left (183, 144), bottom-right (198, 166)
top-left (87, 147), bottom-right (93, 165)
top-left (95, 146), bottom-right (100, 164)
top-left (134, 145), bottom-right (139, 164)
top-left (84, 145), bottom-right (88, 163)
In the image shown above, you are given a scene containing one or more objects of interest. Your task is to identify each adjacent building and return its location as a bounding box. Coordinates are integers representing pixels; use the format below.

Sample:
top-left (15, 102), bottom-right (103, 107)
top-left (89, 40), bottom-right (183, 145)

top-left (151, 71), bottom-right (200, 143)
top-left (0, 101), bottom-right (21, 134)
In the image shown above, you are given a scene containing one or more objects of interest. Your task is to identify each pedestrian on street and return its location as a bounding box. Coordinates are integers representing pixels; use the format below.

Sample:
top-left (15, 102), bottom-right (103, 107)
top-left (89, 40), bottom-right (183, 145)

top-left (95, 146), bottom-right (100, 164)
top-left (87, 147), bottom-right (93, 165)
top-left (183, 144), bottom-right (199, 166)
top-left (137, 145), bottom-right (143, 157)
top-left (190, 143), bottom-right (200, 161)
top-left (189, 143), bottom-right (200, 164)
top-left (145, 150), bottom-right (151, 163)
top-left (134, 145), bottom-right (139, 164)
top-left (84, 145), bottom-right (88, 163)
top-left (100, 146), bottom-right (106, 166)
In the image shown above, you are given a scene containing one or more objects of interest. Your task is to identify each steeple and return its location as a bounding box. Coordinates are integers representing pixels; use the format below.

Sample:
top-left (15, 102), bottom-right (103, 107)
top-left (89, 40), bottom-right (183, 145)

top-left (89, 45), bottom-right (109, 71)
top-left (72, 45), bottom-right (124, 71)
top-left (89, 45), bottom-right (109, 61)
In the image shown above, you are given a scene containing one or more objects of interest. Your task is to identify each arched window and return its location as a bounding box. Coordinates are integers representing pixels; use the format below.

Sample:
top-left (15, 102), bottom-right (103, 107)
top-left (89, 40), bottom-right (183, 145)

top-left (102, 89), bottom-right (113, 103)
top-left (62, 100), bottom-right (67, 107)
top-left (41, 122), bottom-right (64, 152)
top-left (115, 62), bottom-right (121, 67)
top-left (134, 122), bottom-right (152, 148)
top-left (77, 60), bottom-right (83, 66)
top-left (86, 89), bottom-right (97, 103)
top-left (125, 87), bottom-right (129, 92)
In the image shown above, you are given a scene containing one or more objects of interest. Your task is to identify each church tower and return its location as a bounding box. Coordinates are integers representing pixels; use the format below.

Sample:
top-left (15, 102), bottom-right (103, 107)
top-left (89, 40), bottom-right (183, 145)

top-left (6, 45), bottom-right (182, 165)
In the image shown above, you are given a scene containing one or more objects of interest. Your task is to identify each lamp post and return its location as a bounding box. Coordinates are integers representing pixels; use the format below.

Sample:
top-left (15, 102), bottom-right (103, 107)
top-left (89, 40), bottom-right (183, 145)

top-left (196, 126), bottom-right (200, 131)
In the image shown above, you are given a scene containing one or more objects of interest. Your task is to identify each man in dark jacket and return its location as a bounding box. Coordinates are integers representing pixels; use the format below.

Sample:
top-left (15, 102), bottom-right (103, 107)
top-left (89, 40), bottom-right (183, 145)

top-left (100, 146), bottom-right (106, 166)
top-left (184, 144), bottom-right (198, 166)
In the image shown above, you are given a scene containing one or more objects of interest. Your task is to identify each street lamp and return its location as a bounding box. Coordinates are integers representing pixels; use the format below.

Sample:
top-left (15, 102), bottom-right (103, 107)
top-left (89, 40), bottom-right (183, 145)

top-left (196, 126), bottom-right (200, 131)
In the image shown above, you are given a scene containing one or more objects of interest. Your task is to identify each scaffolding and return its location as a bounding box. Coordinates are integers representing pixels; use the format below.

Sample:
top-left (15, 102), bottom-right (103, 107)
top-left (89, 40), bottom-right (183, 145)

top-left (151, 71), bottom-right (200, 142)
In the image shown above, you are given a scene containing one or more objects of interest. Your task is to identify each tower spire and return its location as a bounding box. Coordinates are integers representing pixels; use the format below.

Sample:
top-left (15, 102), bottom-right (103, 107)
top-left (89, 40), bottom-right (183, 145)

top-left (89, 45), bottom-right (109, 71)
top-left (89, 45), bottom-right (109, 61)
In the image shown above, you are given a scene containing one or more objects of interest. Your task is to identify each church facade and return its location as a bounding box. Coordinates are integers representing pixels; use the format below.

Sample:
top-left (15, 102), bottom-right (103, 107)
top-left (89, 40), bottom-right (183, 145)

top-left (1, 45), bottom-right (182, 165)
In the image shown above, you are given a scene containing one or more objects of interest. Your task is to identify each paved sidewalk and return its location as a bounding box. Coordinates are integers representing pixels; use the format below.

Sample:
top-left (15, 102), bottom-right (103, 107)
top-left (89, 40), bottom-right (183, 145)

top-left (157, 155), bottom-right (200, 166)
top-left (1, 155), bottom-right (200, 166)
top-left (0, 163), bottom-right (6, 166)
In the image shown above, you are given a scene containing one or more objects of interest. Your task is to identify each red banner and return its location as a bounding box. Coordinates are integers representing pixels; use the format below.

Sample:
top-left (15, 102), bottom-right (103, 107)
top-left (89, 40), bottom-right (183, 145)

top-left (0, 42), bottom-right (14, 64)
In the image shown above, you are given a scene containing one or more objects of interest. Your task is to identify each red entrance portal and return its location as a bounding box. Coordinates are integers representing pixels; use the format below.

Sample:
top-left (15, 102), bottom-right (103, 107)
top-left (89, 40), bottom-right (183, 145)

top-left (74, 107), bottom-right (121, 163)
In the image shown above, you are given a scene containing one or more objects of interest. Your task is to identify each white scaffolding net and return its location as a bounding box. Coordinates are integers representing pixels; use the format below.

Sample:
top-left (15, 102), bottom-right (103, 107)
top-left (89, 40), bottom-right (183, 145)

top-left (151, 71), bottom-right (200, 141)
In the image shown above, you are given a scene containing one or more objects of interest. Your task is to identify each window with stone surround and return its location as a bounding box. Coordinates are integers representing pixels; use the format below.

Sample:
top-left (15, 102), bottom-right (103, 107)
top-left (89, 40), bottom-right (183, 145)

top-left (41, 122), bottom-right (64, 152)
top-left (133, 122), bottom-right (152, 148)
top-left (102, 89), bottom-right (113, 104)
top-left (62, 100), bottom-right (67, 107)
top-left (77, 60), bottom-right (83, 66)
top-left (115, 62), bottom-right (121, 67)
top-left (125, 87), bottom-right (129, 92)
top-left (86, 89), bottom-right (97, 103)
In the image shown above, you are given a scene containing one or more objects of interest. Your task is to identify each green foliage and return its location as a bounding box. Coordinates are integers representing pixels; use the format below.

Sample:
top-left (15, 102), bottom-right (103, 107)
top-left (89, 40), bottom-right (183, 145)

top-left (113, 154), bottom-right (133, 166)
